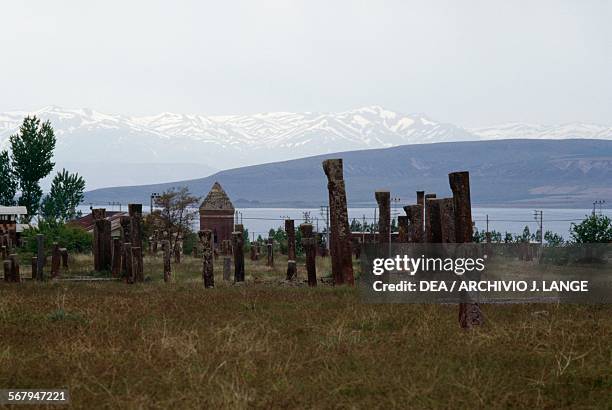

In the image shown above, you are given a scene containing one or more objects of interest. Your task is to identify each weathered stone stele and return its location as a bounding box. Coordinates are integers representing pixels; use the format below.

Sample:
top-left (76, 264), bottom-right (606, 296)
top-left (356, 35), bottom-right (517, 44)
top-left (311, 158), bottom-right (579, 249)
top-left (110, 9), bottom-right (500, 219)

top-left (199, 229), bottom-right (214, 288)
top-left (375, 190), bottom-right (391, 245)
top-left (285, 219), bottom-right (296, 280)
top-left (449, 171), bottom-right (484, 329)
top-left (403, 204), bottom-right (424, 243)
top-left (232, 231), bottom-right (245, 282)
top-left (162, 240), bottom-right (171, 282)
top-left (322, 159), bottom-right (354, 286)
top-left (51, 242), bottom-right (61, 278)
top-left (300, 223), bottom-right (317, 287)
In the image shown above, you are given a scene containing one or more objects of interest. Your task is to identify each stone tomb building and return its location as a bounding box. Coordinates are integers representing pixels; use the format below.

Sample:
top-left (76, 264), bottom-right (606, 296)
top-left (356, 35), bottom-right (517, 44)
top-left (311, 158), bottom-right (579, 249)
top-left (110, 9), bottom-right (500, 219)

top-left (199, 182), bottom-right (235, 248)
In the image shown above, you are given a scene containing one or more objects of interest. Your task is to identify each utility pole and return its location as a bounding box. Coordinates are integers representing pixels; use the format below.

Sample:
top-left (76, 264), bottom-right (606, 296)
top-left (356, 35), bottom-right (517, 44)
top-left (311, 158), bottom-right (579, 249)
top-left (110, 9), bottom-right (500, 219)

top-left (486, 214), bottom-right (489, 235)
top-left (593, 200), bottom-right (605, 216)
top-left (534, 210), bottom-right (543, 247)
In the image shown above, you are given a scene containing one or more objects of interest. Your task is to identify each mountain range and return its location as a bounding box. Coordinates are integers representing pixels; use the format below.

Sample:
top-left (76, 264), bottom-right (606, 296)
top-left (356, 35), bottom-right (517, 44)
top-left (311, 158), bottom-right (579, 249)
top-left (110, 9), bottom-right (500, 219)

top-left (1, 106), bottom-right (611, 189)
top-left (83, 139), bottom-right (612, 208)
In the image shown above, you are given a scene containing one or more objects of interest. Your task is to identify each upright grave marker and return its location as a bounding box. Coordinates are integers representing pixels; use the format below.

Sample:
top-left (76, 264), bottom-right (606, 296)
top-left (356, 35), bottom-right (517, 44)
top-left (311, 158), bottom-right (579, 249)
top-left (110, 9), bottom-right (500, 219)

top-left (449, 171), bottom-right (484, 329)
top-left (375, 190), bottom-right (391, 245)
top-left (322, 159), bottom-right (354, 286)
top-left (285, 219), bottom-right (297, 280)
top-left (300, 223), bottom-right (317, 287)
top-left (232, 231), bottom-right (245, 282)
top-left (199, 229), bottom-right (214, 288)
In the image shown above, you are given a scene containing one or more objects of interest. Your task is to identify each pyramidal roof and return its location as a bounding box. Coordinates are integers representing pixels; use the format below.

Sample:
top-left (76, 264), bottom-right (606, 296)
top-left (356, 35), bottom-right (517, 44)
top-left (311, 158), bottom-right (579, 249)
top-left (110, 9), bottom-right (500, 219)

top-left (200, 182), bottom-right (234, 211)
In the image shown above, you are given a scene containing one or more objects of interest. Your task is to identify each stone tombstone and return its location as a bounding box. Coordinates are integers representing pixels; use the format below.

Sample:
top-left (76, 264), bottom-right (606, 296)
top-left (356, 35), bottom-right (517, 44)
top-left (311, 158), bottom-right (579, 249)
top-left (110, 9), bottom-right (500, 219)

top-left (397, 215), bottom-right (409, 243)
top-left (322, 159), bottom-right (354, 286)
top-left (300, 223), bottom-right (317, 287)
top-left (375, 190), bottom-right (391, 245)
top-left (266, 239), bottom-right (274, 267)
top-left (403, 204), bottom-right (424, 243)
top-left (132, 247), bottom-right (144, 282)
top-left (199, 229), bottom-right (214, 288)
top-left (124, 242), bottom-right (134, 284)
top-left (51, 242), bottom-right (61, 278)
top-left (285, 219), bottom-right (297, 280)
top-left (9, 254), bottom-right (20, 282)
top-left (111, 238), bottom-right (122, 277)
top-left (162, 240), bottom-right (172, 283)
top-left (232, 231), bottom-right (245, 282)
top-left (223, 257), bottom-right (231, 281)
top-left (36, 234), bottom-right (44, 281)
top-left (449, 171), bottom-right (484, 329)
top-left (3, 260), bottom-right (11, 282)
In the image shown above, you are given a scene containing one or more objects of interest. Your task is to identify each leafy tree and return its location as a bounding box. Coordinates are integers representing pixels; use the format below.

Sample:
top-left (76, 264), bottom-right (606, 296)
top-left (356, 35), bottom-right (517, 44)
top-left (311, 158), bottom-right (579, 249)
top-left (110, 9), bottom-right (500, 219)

top-left (544, 230), bottom-right (564, 246)
top-left (21, 220), bottom-right (92, 254)
top-left (0, 150), bottom-right (17, 205)
top-left (570, 215), bottom-right (612, 243)
top-left (150, 187), bottom-right (200, 252)
top-left (41, 169), bottom-right (86, 223)
top-left (10, 116), bottom-right (56, 220)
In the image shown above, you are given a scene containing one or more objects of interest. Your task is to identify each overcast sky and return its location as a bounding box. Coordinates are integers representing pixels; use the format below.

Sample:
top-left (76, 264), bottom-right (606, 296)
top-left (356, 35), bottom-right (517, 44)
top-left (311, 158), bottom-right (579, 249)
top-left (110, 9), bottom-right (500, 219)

top-left (1, 0), bottom-right (610, 126)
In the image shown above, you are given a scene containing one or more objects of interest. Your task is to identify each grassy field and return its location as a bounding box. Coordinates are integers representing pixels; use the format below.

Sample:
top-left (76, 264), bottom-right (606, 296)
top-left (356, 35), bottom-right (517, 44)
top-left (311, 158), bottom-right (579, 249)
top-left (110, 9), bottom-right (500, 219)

top-left (1, 253), bottom-right (611, 409)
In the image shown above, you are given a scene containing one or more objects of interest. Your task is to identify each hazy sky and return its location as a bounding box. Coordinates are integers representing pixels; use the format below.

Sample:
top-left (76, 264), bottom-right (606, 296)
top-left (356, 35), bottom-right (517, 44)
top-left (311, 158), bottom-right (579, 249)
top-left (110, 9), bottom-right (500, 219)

top-left (1, 0), bottom-right (610, 126)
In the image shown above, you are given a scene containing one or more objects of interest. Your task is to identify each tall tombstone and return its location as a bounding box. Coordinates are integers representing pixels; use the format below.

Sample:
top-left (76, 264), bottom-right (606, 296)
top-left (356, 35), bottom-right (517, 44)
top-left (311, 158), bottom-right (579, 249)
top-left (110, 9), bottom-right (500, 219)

top-left (1, 245), bottom-right (7, 261)
top-left (449, 171), bottom-right (484, 329)
top-left (232, 231), bottom-right (245, 282)
top-left (128, 204), bottom-right (144, 274)
top-left (250, 245), bottom-right (257, 261)
top-left (285, 219), bottom-right (296, 280)
top-left (60, 248), bottom-right (68, 268)
top-left (93, 209), bottom-right (112, 272)
top-left (51, 242), bottom-right (61, 278)
top-left (123, 242), bottom-right (134, 284)
top-left (111, 238), bottom-right (122, 277)
top-left (300, 223), bottom-right (317, 287)
top-left (322, 159), bottom-right (354, 286)
top-left (199, 229), bottom-right (214, 288)
top-left (417, 191), bottom-right (425, 235)
top-left (128, 204), bottom-right (143, 249)
top-left (174, 235), bottom-right (182, 264)
top-left (3, 260), bottom-right (11, 282)
top-left (423, 194), bottom-right (436, 242)
top-left (397, 215), bottom-right (409, 242)
top-left (36, 234), bottom-right (44, 281)
top-left (132, 247), bottom-right (144, 282)
top-left (424, 194), bottom-right (437, 243)
top-left (31, 256), bottom-right (37, 280)
top-left (161, 240), bottom-right (171, 283)
top-left (404, 204), bottom-right (424, 243)
top-left (9, 254), bottom-right (19, 282)
top-left (375, 191), bottom-right (391, 245)
top-left (119, 216), bottom-right (132, 277)
top-left (223, 257), bottom-right (231, 281)
top-left (266, 238), bottom-right (274, 267)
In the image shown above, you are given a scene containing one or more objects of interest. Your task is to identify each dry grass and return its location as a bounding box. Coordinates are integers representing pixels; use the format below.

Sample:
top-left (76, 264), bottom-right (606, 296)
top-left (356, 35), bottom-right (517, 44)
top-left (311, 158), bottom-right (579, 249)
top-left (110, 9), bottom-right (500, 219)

top-left (0, 254), bottom-right (610, 409)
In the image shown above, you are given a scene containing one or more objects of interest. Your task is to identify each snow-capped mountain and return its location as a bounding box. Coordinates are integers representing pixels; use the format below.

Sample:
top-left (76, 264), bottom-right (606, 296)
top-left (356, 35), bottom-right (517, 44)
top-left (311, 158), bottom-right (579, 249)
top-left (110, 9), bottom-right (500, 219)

top-left (1, 105), bottom-right (611, 189)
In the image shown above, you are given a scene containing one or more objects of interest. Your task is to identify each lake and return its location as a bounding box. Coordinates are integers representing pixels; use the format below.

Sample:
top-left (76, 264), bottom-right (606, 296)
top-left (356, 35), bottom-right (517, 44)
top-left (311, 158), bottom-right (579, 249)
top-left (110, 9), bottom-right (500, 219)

top-left (81, 205), bottom-right (608, 241)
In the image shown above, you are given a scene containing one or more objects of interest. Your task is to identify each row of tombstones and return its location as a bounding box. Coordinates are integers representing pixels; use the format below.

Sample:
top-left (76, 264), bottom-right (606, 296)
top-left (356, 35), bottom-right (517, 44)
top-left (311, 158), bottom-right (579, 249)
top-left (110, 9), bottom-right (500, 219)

top-left (3, 235), bottom-right (68, 282)
top-left (322, 158), bottom-right (483, 329)
top-left (92, 205), bottom-right (145, 283)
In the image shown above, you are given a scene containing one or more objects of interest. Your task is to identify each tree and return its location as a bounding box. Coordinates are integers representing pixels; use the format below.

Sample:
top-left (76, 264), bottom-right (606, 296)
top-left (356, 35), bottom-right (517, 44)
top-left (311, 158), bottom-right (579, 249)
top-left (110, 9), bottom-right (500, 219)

top-left (41, 169), bottom-right (86, 223)
top-left (10, 116), bottom-right (56, 220)
top-left (570, 215), bottom-right (612, 243)
top-left (544, 230), bottom-right (564, 246)
top-left (0, 150), bottom-right (17, 205)
top-left (150, 187), bottom-right (200, 252)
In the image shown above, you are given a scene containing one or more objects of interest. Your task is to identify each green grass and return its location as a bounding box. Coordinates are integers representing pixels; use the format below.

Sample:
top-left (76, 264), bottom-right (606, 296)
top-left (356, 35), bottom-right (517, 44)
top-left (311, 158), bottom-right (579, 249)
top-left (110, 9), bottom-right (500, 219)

top-left (0, 254), bottom-right (610, 409)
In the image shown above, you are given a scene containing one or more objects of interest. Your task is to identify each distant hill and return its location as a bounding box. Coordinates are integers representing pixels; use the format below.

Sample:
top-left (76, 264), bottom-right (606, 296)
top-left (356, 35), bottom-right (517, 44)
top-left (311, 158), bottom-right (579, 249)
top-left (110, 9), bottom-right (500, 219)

top-left (3, 106), bottom-right (612, 190)
top-left (84, 139), bottom-right (612, 208)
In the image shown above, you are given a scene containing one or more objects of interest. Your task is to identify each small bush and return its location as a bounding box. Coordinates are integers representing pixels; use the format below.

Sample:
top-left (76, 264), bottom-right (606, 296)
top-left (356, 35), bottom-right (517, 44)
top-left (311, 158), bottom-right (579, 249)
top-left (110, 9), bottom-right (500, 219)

top-left (22, 221), bottom-right (92, 254)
